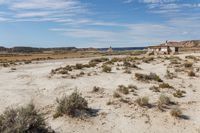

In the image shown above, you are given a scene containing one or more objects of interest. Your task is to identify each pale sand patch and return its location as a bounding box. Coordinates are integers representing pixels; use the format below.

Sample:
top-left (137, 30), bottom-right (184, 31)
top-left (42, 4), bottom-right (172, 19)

top-left (0, 54), bottom-right (200, 133)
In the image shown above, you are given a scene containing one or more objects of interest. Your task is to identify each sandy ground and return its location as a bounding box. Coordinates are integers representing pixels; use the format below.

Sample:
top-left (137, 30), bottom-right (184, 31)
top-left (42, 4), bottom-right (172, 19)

top-left (0, 53), bottom-right (200, 133)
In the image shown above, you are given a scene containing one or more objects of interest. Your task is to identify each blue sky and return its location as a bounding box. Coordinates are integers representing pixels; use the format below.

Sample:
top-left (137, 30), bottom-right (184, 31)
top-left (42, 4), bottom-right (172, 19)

top-left (0, 0), bottom-right (200, 48)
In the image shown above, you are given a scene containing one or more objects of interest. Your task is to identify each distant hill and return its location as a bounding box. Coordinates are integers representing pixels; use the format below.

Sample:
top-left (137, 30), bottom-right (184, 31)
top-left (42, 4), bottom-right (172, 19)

top-left (0, 46), bottom-right (78, 53)
top-left (158, 40), bottom-right (200, 48)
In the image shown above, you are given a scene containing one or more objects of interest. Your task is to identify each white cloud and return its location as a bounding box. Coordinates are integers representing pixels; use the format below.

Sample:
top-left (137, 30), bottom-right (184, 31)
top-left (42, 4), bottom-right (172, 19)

top-left (0, 0), bottom-right (87, 22)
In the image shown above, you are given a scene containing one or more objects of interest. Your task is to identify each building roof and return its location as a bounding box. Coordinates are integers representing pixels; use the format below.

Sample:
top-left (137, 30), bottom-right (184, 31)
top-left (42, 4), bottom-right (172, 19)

top-left (148, 41), bottom-right (183, 49)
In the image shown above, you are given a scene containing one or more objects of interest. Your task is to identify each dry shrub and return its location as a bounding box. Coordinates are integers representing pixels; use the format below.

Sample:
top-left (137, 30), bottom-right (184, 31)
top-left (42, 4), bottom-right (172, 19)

top-left (173, 90), bottom-right (186, 98)
top-left (92, 86), bottom-right (101, 93)
top-left (128, 84), bottom-right (138, 91)
top-left (136, 97), bottom-right (149, 107)
top-left (113, 91), bottom-right (121, 98)
top-left (11, 68), bottom-right (17, 71)
top-left (165, 70), bottom-right (176, 79)
top-left (111, 57), bottom-right (122, 63)
top-left (170, 108), bottom-right (182, 118)
top-left (75, 63), bottom-right (84, 69)
top-left (158, 95), bottom-right (170, 105)
top-left (185, 55), bottom-right (197, 60)
top-left (149, 86), bottom-right (160, 92)
top-left (143, 57), bottom-right (154, 63)
top-left (123, 61), bottom-right (131, 67)
top-left (89, 58), bottom-right (109, 66)
top-left (0, 103), bottom-right (54, 133)
top-left (188, 70), bottom-right (195, 77)
top-left (54, 91), bottom-right (89, 118)
top-left (158, 95), bottom-right (171, 111)
top-left (51, 65), bottom-right (73, 75)
top-left (135, 73), bottom-right (163, 82)
top-left (24, 60), bottom-right (32, 64)
top-left (117, 85), bottom-right (129, 95)
top-left (2, 63), bottom-right (10, 67)
top-left (184, 62), bottom-right (193, 68)
top-left (159, 83), bottom-right (174, 89)
top-left (102, 65), bottom-right (112, 73)
top-left (124, 68), bottom-right (131, 74)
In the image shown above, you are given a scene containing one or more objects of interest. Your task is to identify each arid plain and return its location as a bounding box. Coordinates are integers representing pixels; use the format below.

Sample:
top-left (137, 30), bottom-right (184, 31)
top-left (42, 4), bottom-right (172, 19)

top-left (0, 52), bottom-right (200, 133)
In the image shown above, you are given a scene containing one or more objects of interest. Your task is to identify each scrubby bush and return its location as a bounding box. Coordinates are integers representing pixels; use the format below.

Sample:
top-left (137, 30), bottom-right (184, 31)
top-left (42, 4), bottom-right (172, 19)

top-left (170, 108), bottom-right (182, 118)
top-left (128, 84), bottom-right (138, 90)
top-left (165, 70), bottom-right (176, 79)
top-left (124, 68), bottom-right (131, 74)
top-left (11, 68), bottom-right (16, 71)
top-left (92, 86), bottom-right (101, 93)
top-left (159, 83), bottom-right (173, 89)
top-left (136, 97), bottom-right (149, 107)
top-left (184, 62), bottom-right (193, 68)
top-left (117, 85), bottom-right (129, 95)
top-left (113, 91), bottom-right (121, 98)
top-left (142, 57), bottom-right (154, 63)
top-left (2, 63), bottom-right (10, 67)
top-left (158, 94), bottom-right (171, 111)
top-left (75, 63), bottom-right (84, 69)
top-left (123, 61), bottom-right (131, 67)
top-left (173, 90), bottom-right (186, 98)
top-left (149, 86), bottom-right (160, 92)
top-left (0, 103), bottom-right (54, 133)
top-left (24, 60), bottom-right (32, 64)
top-left (54, 91), bottom-right (88, 118)
top-left (158, 94), bottom-right (170, 105)
top-left (102, 65), bottom-right (112, 73)
top-left (89, 58), bottom-right (109, 66)
top-left (135, 73), bottom-right (163, 82)
top-left (185, 55), bottom-right (197, 60)
top-left (188, 70), bottom-right (195, 77)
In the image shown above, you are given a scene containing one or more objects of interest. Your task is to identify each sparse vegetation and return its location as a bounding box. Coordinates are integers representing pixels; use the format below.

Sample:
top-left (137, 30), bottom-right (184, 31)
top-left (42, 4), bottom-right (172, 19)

top-left (24, 60), bottom-right (32, 64)
top-left (128, 84), bottom-right (138, 91)
top-left (142, 57), bottom-right (154, 63)
top-left (165, 70), bottom-right (176, 79)
top-left (123, 68), bottom-right (131, 74)
top-left (117, 85), bottom-right (129, 95)
top-left (136, 97), bottom-right (149, 107)
top-left (188, 70), bottom-right (195, 77)
top-left (149, 86), bottom-right (160, 92)
top-left (89, 57), bottom-right (109, 66)
top-left (54, 90), bottom-right (89, 118)
top-left (92, 86), bottom-right (101, 93)
top-left (173, 90), bottom-right (186, 98)
top-left (184, 62), bottom-right (193, 68)
top-left (135, 73), bottom-right (163, 82)
top-left (159, 83), bottom-right (174, 89)
top-left (0, 103), bottom-right (54, 133)
top-left (113, 91), bottom-right (121, 98)
top-left (170, 108), bottom-right (182, 118)
top-left (102, 65), bottom-right (112, 73)
top-left (75, 63), bottom-right (84, 69)
top-left (158, 94), bottom-right (170, 106)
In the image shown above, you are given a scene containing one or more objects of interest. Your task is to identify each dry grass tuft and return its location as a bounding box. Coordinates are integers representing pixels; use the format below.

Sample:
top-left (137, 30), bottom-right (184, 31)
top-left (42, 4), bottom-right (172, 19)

top-left (102, 65), bottom-right (112, 73)
top-left (170, 108), bottom-right (182, 118)
top-left (159, 83), bottom-right (174, 89)
top-left (135, 73), bottom-right (163, 82)
top-left (136, 97), bottom-right (149, 107)
top-left (117, 85), bottom-right (129, 95)
top-left (173, 90), bottom-right (186, 98)
top-left (113, 91), bottom-right (121, 98)
top-left (188, 70), bottom-right (195, 77)
top-left (0, 103), bottom-right (54, 133)
top-left (54, 90), bottom-right (89, 118)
